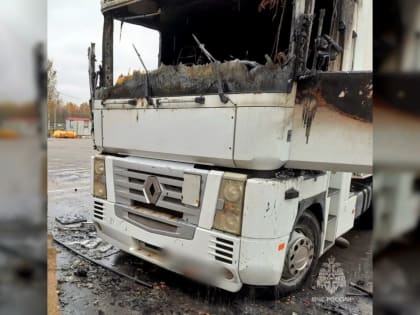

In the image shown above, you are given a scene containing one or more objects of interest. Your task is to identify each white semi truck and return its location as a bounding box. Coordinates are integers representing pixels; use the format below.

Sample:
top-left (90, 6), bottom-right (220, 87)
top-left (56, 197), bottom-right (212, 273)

top-left (90, 0), bottom-right (372, 293)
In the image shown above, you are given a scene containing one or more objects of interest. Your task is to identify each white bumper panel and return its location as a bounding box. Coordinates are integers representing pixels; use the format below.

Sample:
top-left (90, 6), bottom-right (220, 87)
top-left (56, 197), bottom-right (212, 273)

top-left (94, 199), bottom-right (242, 292)
top-left (239, 235), bottom-right (289, 286)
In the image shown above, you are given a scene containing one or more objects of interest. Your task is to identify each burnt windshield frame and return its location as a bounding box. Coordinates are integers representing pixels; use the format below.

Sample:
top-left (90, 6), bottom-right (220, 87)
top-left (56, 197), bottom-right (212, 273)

top-left (102, 13), bottom-right (114, 88)
top-left (98, 0), bottom-right (313, 99)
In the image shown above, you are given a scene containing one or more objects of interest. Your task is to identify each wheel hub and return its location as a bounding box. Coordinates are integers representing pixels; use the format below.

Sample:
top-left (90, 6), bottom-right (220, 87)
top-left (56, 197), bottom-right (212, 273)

top-left (284, 231), bottom-right (314, 280)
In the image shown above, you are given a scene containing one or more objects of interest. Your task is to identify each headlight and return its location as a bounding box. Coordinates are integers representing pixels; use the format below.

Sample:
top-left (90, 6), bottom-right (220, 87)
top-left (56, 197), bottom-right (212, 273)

top-left (93, 156), bottom-right (107, 199)
top-left (213, 173), bottom-right (247, 235)
top-left (223, 180), bottom-right (243, 202)
top-left (94, 158), bottom-right (105, 175)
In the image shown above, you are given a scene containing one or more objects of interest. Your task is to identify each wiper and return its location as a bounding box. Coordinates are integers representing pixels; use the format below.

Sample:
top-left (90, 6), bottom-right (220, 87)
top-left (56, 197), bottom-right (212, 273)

top-left (132, 43), bottom-right (154, 106)
top-left (192, 34), bottom-right (229, 104)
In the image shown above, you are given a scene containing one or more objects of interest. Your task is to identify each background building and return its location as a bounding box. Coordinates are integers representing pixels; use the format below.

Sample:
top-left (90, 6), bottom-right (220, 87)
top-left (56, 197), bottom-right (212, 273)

top-left (65, 117), bottom-right (91, 137)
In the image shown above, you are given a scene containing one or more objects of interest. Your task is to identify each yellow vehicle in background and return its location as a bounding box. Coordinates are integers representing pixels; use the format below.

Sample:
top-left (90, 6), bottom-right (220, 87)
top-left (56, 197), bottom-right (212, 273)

top-left (53, 130), bottom-right (77, 138)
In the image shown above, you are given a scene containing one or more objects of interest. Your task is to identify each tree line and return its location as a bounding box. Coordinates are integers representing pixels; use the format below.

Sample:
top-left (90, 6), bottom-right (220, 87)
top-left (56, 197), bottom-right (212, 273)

top-left (47, 60), bottom-right (90, 125)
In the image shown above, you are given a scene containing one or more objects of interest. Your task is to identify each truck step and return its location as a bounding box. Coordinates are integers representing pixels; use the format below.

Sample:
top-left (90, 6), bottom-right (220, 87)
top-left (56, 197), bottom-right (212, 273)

top-left (323, 214), bottom-right (338, 253)
top-left (327, 188), bottom-right (340, 197)
top-left (328, 214), bottom-right (337, 223)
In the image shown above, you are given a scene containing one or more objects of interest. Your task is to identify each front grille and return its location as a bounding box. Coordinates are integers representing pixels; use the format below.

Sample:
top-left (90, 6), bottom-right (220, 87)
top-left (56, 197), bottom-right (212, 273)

top-left (94, 201), bottom-right (104, 220)
top-left (114, 166), bottom-right (197, 215)
top-left (209, 237), bottom-right (235, 265)
top-left (113, 159), bottom-right (207, 239)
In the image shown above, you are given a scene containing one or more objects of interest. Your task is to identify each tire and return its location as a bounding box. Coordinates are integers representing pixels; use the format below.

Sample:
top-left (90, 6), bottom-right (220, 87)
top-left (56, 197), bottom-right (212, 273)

top-left (273, 210), bottom-right (321, 297)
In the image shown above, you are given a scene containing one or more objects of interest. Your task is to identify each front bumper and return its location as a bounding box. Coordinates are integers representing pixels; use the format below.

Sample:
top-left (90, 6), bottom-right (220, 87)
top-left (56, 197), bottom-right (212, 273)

top-left (93, 198), bottom-right (289, 292)
top-left (94, 198), bottom-right (242, 292)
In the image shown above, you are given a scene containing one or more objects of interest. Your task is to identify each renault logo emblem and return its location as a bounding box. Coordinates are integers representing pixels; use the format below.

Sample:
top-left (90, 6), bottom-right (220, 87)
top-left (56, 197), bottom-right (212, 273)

top-left (144, 176), bottom-right (162, 204)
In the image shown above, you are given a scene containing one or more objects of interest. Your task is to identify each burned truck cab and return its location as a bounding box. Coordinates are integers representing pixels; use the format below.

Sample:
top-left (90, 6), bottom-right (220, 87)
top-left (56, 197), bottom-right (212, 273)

top-left (92, 0), bottom-right (371, 171)
top-left (90, 0), bottom-right (372, 293)
top-left (94, 0), bottom-right (299, 170)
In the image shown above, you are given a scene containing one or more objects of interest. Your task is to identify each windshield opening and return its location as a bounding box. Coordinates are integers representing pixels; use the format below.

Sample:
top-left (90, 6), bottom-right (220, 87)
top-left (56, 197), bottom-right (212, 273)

top-left (157, 1), bottom-right (294, 66)
top-left (98, 0), bottom-right (299, 99)
top-left (114, 20), bottom-right (160, 82)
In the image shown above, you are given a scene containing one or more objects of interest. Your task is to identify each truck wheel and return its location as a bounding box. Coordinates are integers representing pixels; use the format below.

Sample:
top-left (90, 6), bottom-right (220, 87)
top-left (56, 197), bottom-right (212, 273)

top-left (275, 211), bottom-right (321, 296)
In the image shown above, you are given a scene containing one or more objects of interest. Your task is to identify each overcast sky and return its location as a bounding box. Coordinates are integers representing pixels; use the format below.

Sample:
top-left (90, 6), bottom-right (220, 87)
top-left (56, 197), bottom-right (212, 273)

top-left (48, 0), bottom-right (160, 104)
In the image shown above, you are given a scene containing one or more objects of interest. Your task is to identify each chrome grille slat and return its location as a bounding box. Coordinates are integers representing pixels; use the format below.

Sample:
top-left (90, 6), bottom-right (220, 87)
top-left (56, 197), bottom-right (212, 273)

top-left (114, 169), bottom-right (149, 181)
top-left (117, 190), bottom-right (196, 215)
top-left (113, 159), bottom-right (207, 239)
top-left (116, 190), bottom-right (147, 203)
top-left (114, 179), bottom-right (145, 191)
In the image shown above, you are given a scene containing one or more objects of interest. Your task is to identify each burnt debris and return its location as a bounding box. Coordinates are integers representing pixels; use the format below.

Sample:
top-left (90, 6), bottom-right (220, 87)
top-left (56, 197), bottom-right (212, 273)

top-left (99, 60), bottom-right (294, 99)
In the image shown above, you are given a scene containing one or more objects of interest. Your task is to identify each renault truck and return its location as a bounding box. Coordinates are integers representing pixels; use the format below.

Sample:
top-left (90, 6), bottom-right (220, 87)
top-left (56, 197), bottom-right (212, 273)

top-left (90, 0), bottom-right (372, 294)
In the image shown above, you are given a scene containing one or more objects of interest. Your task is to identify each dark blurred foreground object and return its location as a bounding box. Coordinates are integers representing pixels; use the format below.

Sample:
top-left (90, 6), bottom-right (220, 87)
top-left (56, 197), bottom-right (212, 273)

top-left (374, 73), bottom-right (420, 315)
top-left (374, 0), bottom-right (420, 314)
top-left (0, 42), bottom-right (47, 313)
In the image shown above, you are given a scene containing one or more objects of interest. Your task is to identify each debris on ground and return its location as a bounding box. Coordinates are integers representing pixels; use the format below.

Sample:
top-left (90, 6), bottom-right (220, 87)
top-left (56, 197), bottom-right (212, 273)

top-left (53, 224), bottom-right (114, 260)
top-left (349, 281), bottom-right (373, 297)
top-left (54, 235), bottom-right (153, 289)
top-left (319, 302), bottom-right (349, 315)
top-left (80, 239), bottom-right (101, 250)
top-left (356, 280), bottom-right (366, 286)
top-left (74, 267), bottom-right (88, 277)
top-left (98, 244), bottom-right (113, 253)
top-left (56, 221), bottom-right (95, 231)
top-left (56, 222), bottom-right (83, 230)
top-left (55, 214), bottom-right (87, 225)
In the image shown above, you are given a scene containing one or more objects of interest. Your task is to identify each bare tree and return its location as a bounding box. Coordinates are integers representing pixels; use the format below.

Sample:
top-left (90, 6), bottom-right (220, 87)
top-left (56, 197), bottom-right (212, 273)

top-left (47, 60), bottom-right (61, 130)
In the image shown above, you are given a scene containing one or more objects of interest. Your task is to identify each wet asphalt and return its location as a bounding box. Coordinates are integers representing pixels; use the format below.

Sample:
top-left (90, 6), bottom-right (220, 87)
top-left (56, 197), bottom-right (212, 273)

top-left (48, 138), bottom-right (373, 315)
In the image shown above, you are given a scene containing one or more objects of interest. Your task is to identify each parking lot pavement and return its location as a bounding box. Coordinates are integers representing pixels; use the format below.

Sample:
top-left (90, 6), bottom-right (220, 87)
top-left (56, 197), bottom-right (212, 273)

top-left (48, 138), bottom-right (372, 315)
